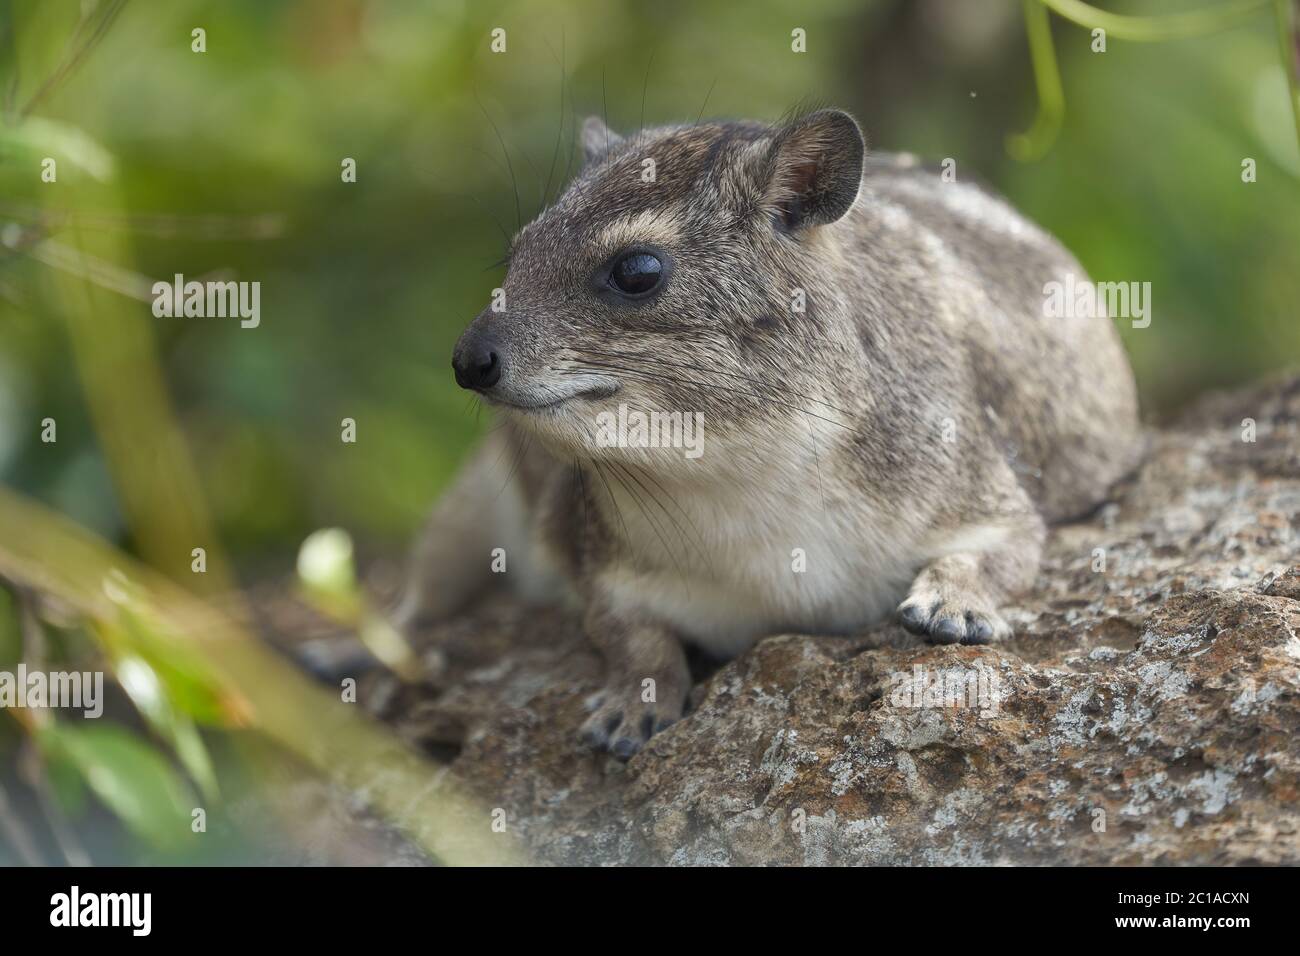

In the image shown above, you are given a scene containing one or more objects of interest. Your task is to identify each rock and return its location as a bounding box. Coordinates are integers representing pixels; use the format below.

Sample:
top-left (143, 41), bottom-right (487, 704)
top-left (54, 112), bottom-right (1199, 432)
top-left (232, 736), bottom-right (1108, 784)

top-left (360, 374), bottom-right (1300, 864)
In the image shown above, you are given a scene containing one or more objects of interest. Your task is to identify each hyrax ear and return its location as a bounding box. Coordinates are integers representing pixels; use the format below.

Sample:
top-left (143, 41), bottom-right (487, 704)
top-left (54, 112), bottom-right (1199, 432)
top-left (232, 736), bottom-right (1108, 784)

top-left (762, 109), bottom-right (865, 231)
top-left (581, 115), bottom-right (624, 164)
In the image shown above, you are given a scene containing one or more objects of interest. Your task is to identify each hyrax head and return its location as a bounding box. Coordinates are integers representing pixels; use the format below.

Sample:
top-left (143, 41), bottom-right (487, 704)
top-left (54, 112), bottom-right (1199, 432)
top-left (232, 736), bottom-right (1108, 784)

top-left (452, 108), bottom-right (866, 464)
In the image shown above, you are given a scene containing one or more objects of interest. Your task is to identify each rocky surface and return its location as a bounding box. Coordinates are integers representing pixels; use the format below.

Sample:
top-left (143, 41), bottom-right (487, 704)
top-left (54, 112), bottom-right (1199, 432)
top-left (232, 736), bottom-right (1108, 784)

top-left (353, 375), bottom-right (1300, 865)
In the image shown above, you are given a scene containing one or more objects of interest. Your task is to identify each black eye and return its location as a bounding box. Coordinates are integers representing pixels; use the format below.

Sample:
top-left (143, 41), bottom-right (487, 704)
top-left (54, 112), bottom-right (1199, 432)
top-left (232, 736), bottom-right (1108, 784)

top-left (609, 252), bottom-right (663, 296)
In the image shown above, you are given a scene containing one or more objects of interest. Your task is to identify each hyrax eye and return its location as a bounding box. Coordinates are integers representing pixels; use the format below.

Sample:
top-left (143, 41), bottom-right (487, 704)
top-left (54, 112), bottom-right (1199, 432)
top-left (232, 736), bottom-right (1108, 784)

top-left (609, 252), bottom-right (663, 296)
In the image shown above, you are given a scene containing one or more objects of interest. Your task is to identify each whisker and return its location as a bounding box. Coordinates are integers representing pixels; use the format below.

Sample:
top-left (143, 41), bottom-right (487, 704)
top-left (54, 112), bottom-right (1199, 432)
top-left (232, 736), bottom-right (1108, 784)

top-left (693, 77), bottom-right (717, 127)
top-left (615, 461), bottom-right (707, 567)
top-left (459, 187), bottom-right (512, 262)
top-left (626, 462), bottom-right (709, 558)
top-left (608, 461), bottom-right (689, 589)
top-left (541, 30), bottom-right (566, 212)
top-left (576, 344), bottom-right (855, 419)
top-left (495, 427), bottom-right (533, 502)
top-left (637, 50), bottom-right (655, 151)
top-left (560, 360), bottom-right (767, 463)
top-left (590, 461), bottom-right (632, 561)
top-left (561, 74), bottom-right (580, 185)
top-left (572, 458), bottom-right (591, 558)
top-left (580, 349), bottom-right (840, 513)
top-left (601, 67), bottom-right (612, 157)
top-left (563, 354), bottom-right (853, 431)
top-left (475, 88), bottom-right (522, 232)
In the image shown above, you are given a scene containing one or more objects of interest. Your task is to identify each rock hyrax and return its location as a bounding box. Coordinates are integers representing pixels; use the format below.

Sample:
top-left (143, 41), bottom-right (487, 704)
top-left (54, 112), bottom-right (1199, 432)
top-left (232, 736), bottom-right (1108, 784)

top-left (397, 108), bottom-right (1141, 759)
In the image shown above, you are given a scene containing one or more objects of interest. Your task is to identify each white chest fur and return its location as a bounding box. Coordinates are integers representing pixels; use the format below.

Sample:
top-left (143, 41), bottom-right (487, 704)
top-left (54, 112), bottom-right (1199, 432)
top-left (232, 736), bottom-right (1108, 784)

top-left (593, 458), bottom-right (921, 658)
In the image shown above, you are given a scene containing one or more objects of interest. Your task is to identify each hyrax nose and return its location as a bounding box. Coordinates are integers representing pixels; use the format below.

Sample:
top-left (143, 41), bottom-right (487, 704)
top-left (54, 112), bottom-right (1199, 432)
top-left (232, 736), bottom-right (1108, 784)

top-left (452, 336), bottom-right (502, 391)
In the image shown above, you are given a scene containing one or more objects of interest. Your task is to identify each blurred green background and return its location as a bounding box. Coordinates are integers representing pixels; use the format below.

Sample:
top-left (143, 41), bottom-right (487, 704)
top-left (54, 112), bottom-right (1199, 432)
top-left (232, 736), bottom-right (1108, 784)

top-left (1, 0), bottom-right (1298, 567)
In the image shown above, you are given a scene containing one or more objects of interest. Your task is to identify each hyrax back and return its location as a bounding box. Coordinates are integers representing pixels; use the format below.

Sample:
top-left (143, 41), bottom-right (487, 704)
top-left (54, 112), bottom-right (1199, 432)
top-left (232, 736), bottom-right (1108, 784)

top-left (853, 153), bottom-right (1140, 525)
top-left (403, 109), bottom-right (1141, 759)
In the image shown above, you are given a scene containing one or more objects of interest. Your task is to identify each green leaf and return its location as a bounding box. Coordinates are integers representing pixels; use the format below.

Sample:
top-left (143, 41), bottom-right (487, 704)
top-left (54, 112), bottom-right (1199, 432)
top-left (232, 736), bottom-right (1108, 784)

top-left (97, 598), bottom-right (245, 728)
top-left (0, 117), bottom-right (116, 181)
top-left (37, 722), bottom-right (195, 850)
top-left (43, 746), bottom-right (89, 818)
top-left (111, 652), bottom-right (220, 802)
top-left (168, 717), bottom-right (220, 803)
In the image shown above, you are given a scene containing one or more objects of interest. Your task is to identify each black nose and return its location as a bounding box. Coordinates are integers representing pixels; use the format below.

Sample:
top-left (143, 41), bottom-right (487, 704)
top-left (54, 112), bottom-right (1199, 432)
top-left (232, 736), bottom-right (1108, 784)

top-left (452, 340), bottom-right (502, 391)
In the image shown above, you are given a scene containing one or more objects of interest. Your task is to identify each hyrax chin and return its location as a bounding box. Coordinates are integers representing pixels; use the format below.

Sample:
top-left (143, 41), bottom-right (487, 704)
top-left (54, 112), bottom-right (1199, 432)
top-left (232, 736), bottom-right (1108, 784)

top-left (398, 108), bottom-right (1141, 759)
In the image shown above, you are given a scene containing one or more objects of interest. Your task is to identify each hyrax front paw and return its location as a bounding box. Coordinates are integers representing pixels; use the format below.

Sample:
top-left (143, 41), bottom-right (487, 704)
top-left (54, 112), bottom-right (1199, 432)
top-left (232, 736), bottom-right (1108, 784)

top-left (579, 681), bottom-right (684, 761)
top-left (897, 588), bottom-right (1009, 646)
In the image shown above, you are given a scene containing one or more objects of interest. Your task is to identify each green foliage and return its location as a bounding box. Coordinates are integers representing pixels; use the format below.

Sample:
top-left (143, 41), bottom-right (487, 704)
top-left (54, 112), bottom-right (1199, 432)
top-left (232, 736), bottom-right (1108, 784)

top-left (96, 595), bottom-right (238, 729)
top-left (37, 721), bottom-right (195, 850)
top-left (2, 579), bottom-right (220, 856)
top-left (0, 116), bottom-right (115, 180)
top-left (103, 649), bottom-right (220, 801)
top-left (0, 586), bottom-right (16, 666)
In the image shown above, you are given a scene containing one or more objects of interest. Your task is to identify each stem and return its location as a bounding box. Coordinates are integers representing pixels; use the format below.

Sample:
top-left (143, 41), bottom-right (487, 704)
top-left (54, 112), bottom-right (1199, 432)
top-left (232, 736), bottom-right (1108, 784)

top-left (19, 742), bottom-right (92, 866)
top-left (1008, 0), bottom-right (1066, 161)
top-left (14, 586), bottom-right (94, 864)
top-left (0, 486), bottom-right (531, 866)
top-left (1040, 0), bottom-right (1272, 42)
top-left (1274, 0), bottom-right (1300, 159)
top-left (1012, 0), bottom-right (1292, 161)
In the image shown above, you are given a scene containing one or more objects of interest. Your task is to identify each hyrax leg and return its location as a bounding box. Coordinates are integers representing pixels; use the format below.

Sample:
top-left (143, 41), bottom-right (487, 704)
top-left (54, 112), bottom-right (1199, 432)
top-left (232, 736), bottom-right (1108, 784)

top-left (391, 436), bottom-right (513, 633)
top-left (897, 486), bottom-right (1046, 646)
top-left (298, 444), bottom-right (509, 681)
top-left (578, 603), bottom-right (691, 761)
